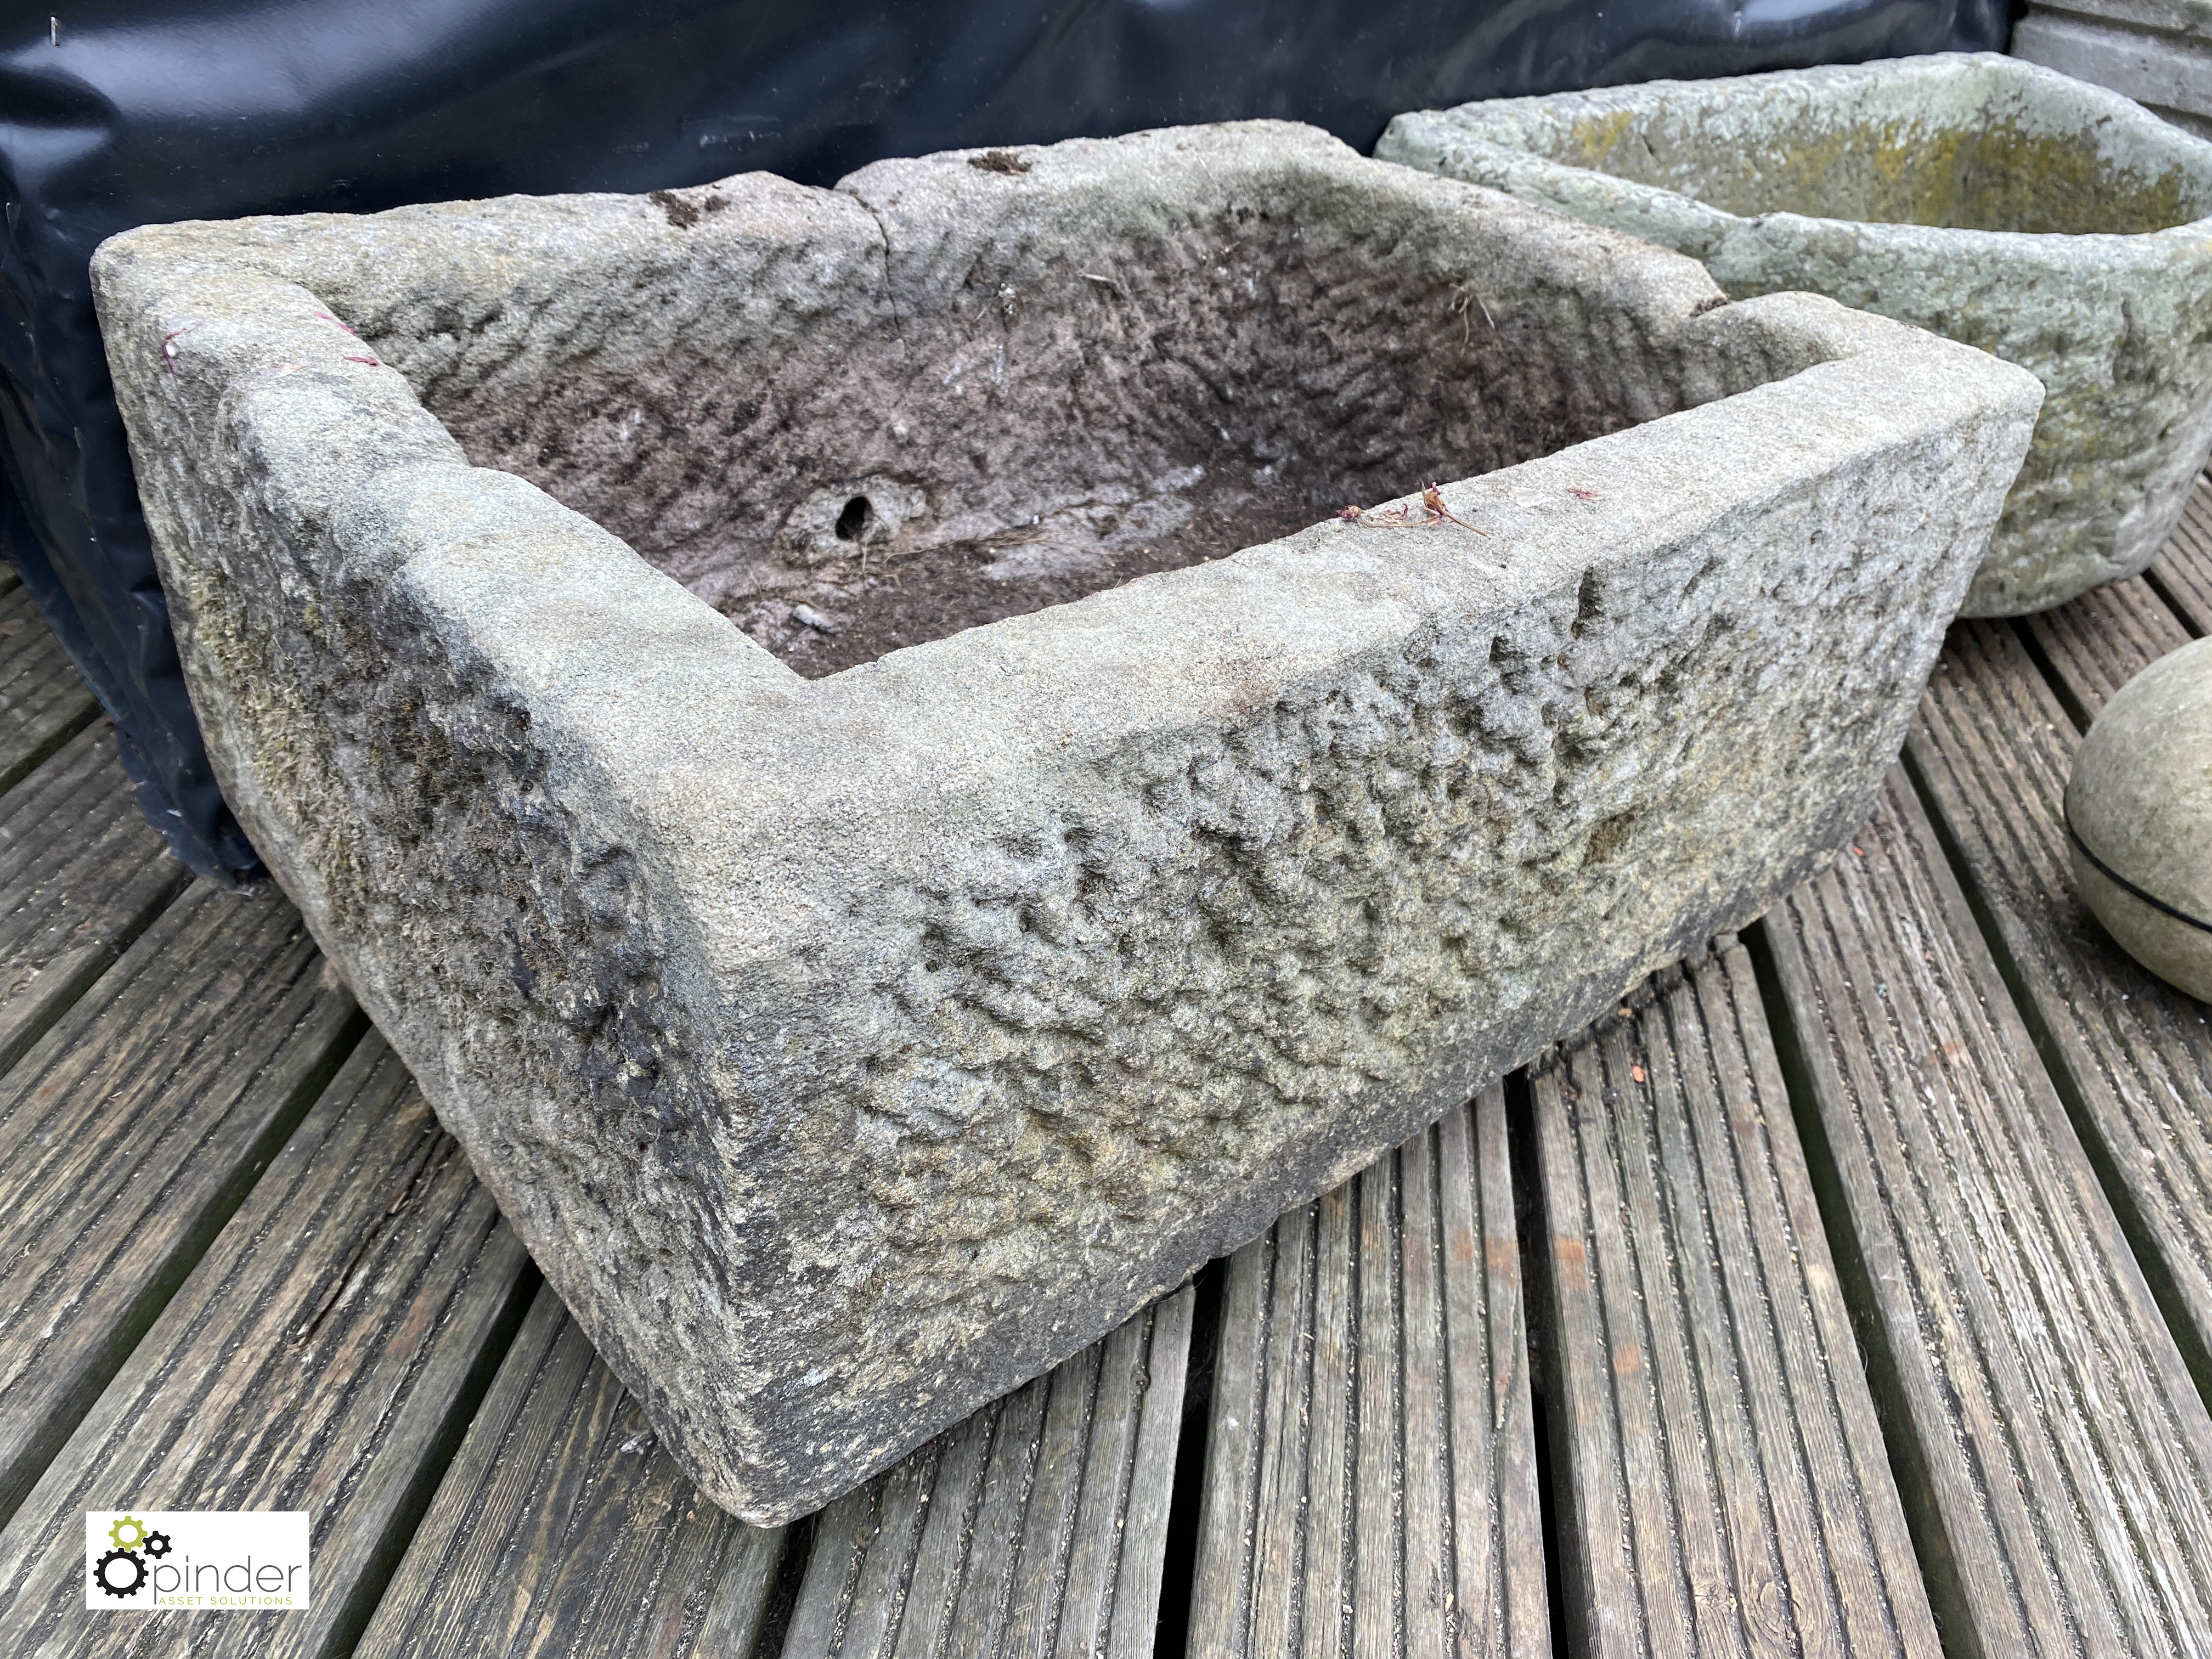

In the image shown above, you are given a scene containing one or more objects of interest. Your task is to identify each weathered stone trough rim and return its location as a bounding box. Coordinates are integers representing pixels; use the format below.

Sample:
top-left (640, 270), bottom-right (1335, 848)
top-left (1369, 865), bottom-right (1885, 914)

top-left (1376, 52), bottom-right (2212, 254)
top-left (89, 124), bottom-right (2045, 1521)
top-left (84, 134), bottom-right (2032, 845)
top-left (98, 247), bottom-right (1994, 925)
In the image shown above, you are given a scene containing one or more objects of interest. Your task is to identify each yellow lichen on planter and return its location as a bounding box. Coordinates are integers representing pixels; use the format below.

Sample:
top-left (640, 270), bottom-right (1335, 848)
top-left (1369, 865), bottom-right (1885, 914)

top-left (1556, 104), bottom-right (2190, 231)
top-left (1562, 108), bottom-right (1639, 170)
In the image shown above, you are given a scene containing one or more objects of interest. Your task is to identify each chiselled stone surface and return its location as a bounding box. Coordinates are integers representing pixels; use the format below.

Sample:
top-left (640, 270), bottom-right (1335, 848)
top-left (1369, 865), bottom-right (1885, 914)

top-left (91, 122), bottom-right (2037, 1522)
top-left (1381, 52), bottom-right (2212, 617)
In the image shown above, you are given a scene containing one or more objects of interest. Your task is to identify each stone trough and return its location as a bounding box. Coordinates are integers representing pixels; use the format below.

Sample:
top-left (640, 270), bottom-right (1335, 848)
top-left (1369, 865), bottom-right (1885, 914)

top-left (93, 122), bottom-right (2038, 1522)
top-left (1380, 52), bottom-right (2212, 616)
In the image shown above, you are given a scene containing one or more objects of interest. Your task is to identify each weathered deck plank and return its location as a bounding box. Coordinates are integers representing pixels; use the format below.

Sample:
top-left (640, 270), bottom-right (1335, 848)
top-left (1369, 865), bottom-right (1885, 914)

top-left (1533, 939), bottom-right (1936, 1659)
top-left (357, 1283), bottom-right (787, 1659)
top-left (1762, 771), bottom-right (2212, 1657)
top-left (1906, 608), bottom-right (2212, 1398)
top-left (783, 1285), bottom-right (1193, 1659)
top-left (2147, 471), bottom-right (2212, 634)
top-left (1190, 1081), bottom-right (1547, 1659)
top-left (0, 885), bottom-right (363, 1530)
top-left (0, 583), bottom-right (100, 794)
top-left (0, 1035), bottom-right (535, 1659)
top-left (367, 1283), bottom-right (1190, 1659)
top-left (0, 724), bottom-right (189, 1074)
top-left (2021, 574), bottom-right (2195, 719)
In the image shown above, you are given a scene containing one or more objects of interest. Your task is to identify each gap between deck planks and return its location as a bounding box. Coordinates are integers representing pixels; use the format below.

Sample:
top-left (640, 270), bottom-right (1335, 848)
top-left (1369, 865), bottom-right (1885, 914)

top-left (358, 1280), bottom-right (1194, 1659)
top-left (0, 1035), bottom-right (536, 1659)
top-left (1944, 550), bottom-right (2212, 1400)
top-left (1760, 766), bottom-right (2212, 1657)
top-left (0, 882), bottom-right (365, 1534)
top-left (781, 1285), bottom-right (1192, 1659)
top-left (1531, 940), bottom-right (1937, 1659)
top-left (354, 1282), bottom-right (787, 1659)
top-left (1190, 1081), bottom-right (1549, 1659)
top-left (2147, 466), bottom-right (2212, 635)
top-left (0, 576), bottom-right (100, 795)
top-left (0, 720), bottom-right (191, 1074)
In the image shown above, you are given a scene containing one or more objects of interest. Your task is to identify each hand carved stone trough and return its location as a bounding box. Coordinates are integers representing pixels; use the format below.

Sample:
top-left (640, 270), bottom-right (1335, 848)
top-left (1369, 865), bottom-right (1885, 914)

top-left (93, 122), bottom-right (2039, 1522)
top-left (1380, 52), bottom-right (2212, 616)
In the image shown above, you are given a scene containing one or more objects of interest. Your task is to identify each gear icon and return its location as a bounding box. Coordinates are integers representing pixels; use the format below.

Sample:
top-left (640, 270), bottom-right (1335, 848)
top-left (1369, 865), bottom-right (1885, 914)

top-left (142, 1530), bottom-right (172, 1560)
top-left (108, 1514), bottom-right (147, 1550)
top-left (93, 1547), bottom-right (145, 1598)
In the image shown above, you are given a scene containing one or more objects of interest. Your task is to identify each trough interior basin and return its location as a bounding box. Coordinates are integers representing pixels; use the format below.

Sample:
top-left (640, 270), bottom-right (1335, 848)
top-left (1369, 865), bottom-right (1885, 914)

top-left (411, 146), bottom-right (1724, 676)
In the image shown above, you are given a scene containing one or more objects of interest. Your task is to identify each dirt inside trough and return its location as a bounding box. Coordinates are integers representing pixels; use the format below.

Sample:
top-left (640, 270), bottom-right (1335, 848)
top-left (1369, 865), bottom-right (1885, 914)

top-left (416, 145), bottom-right (1697, 683)
top-left (724, 491), bottom-right (1356, 678)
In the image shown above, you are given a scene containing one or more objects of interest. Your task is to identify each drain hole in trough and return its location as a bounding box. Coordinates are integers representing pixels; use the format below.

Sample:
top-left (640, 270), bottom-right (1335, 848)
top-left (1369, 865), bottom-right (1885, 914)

top-left (760, 491), bottom-right (1342, 679)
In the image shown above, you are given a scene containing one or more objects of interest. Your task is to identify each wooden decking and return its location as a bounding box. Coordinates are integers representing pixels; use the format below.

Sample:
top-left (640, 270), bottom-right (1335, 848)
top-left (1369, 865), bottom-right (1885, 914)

top-left (0, 481), bottom-right (2208, 1657)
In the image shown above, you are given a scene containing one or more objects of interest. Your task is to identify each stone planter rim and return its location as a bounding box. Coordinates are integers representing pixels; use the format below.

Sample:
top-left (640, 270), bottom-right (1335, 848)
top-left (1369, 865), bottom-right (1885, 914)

top-left (1390, 51), bottom-right (2212, 253)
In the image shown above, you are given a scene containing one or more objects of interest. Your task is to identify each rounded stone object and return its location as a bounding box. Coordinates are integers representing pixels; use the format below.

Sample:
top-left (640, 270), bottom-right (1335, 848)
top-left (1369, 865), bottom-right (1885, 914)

top-left (2064, 636), bottom-right (2212, 1002)
top-left (1379, 52), bottom-right (2212, 616)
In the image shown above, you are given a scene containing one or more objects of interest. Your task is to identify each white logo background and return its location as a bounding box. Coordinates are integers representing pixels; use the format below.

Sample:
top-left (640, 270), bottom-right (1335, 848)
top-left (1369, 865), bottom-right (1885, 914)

top-left (84, 1511), bottom-right (310, 1611)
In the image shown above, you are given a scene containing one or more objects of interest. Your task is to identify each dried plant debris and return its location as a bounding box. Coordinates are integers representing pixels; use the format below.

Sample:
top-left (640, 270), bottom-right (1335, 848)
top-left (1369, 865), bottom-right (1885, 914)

top-left (1341, 483), bottom-right (1491, 536)
top-left (648, 189), bottom-right (731, 229)
top-left (647, 188), bottom-right (701, 228)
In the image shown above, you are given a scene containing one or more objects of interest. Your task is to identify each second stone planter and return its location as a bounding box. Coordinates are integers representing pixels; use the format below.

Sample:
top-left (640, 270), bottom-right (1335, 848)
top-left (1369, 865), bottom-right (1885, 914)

top-left (1380, 52), bottom-right (2212, 616)
top-left (92, 122), bottom-right (2038, 1522)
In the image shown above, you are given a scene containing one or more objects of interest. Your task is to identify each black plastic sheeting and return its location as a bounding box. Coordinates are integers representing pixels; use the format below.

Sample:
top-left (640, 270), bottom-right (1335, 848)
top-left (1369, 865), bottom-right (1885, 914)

top-left (0, 0), bottom-right (2011, 885)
